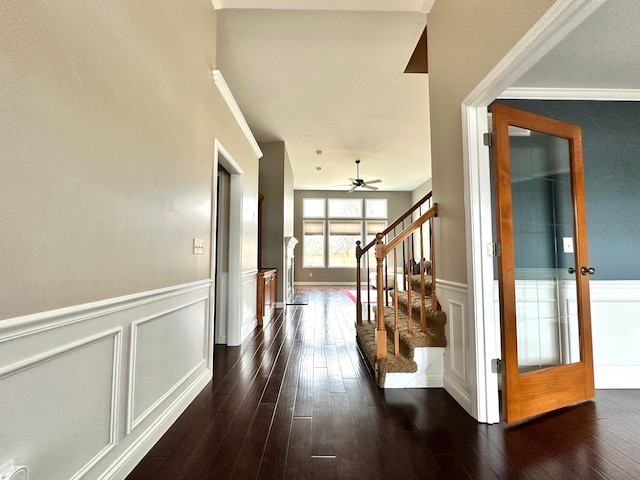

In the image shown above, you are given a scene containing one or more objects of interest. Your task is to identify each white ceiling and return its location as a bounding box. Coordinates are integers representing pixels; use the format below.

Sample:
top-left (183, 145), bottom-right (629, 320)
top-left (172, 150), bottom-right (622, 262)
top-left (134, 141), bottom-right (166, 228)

top-left (513, 0), bottom-right (640, 90)
top-left (216, 2), bottom-right (431, 191)
top-left (215, 0), bottom-right (434, 12)
top-left (216, 0), bottom-right (640, 192)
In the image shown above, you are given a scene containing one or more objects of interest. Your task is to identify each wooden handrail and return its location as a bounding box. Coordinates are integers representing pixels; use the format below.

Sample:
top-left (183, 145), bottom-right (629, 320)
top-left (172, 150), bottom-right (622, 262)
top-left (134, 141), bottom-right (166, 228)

top-left (381, 205), bottom-right (437, 254)
top-left (356, 192), bottom-right (432, 259)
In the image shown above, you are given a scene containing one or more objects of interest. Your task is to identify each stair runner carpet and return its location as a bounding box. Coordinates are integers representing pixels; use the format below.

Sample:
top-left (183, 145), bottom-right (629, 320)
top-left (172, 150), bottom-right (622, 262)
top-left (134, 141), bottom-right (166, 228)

top-left (355, 274), bottom-right (446, 387)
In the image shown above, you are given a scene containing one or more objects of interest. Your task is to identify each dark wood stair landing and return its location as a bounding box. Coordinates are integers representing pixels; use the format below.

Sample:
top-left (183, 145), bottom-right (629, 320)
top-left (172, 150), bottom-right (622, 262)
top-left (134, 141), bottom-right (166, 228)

top-left (127, 287), bottom-right (640, 480)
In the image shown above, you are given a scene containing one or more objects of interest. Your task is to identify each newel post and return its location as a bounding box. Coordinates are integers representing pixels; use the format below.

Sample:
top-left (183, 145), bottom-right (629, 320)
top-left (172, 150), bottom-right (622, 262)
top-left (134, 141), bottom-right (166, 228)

top-left (355, 240), bottom-right (362, 326)
top-left (375, 233), bottom-right (387, 359)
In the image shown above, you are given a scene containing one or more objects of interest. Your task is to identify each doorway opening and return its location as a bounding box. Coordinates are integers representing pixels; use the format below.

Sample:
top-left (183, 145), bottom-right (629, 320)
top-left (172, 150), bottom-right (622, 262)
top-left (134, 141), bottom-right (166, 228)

top-left (214, 165), bottom-right (231, 345)
top-left (460, 1), bottom-right (604, 423)
top-left (212, 140), bottom-right (244, 349)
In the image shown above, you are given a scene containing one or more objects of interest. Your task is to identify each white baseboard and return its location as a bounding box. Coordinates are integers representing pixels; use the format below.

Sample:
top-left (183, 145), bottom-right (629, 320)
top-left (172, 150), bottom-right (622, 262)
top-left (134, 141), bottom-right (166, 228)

top-left (595, 366), bottom-right (640, 389)
top-left (100, 370), bottom-right (211, 480)
top-left (443, 375), bottom-right (473, 414)
top-left (384, 347), bottom-right (445, 388)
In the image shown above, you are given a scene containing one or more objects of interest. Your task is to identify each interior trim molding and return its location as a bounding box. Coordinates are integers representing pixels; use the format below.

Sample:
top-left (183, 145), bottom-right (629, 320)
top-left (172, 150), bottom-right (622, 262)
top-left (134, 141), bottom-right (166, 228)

top-left (461, 0), bottom-right (607, 424)
top-left (500, 87), bottom-right (640, 101)
top-left (0, 328), bottom-right (123, 479)
top-left (212, 70), bottom-right (263, 159)
top-left (436, 278), bottom-right (468, 293)
top-left (126, 297), bottom-right (209, 433)
top-left (464, 0), bottom-right (607, 107)
top-left (100, 370), bottom-right (211, 480)
top-left (0, 280), bottom-right (212, 342)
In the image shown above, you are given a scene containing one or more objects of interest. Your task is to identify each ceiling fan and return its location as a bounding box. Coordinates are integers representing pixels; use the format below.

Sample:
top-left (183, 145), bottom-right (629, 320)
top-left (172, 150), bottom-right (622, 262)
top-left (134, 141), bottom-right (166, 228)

top-left (346, 159), bottom-right (382, 193)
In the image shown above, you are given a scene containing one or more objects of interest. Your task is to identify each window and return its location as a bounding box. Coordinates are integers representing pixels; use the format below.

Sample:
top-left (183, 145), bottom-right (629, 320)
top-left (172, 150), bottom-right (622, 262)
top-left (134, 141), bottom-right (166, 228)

top-left (303, 198), bottom-right (325, 217)
top-left (328, 198), bottom-right (362, 218)
top-left (302, 196), bottom-right (388, 269)
top-left (328, 221), bottom-right (361, 267)
top-left (365, 199), bottom-right (387, 218)
top-left (365, 220), bottom-right (387, 265)
top-left (303, 220), bottom-right (324, 267)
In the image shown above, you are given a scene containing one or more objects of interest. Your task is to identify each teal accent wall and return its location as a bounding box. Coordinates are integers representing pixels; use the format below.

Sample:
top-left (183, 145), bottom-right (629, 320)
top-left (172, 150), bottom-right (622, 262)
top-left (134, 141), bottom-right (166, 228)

top-left (495, 100), bottom-right (640, 280)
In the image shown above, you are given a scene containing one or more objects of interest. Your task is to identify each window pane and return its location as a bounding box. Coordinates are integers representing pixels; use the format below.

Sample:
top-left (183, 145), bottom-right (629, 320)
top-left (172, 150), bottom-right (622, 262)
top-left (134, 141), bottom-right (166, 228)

top-left (328, 221), bottom-right (361, 267)
top-left (328, 198), bottom-right (362, 218)
top-left (303, 220), bottom-right (324, 267)
top-left (366, 221), bottom-right (386, 265)
top-left (365, 199), bottom-right (387, 218)
top-left (303, 198), bottom-right (325, 218)
top-left (329, 221), bottom-right (361, 235)
top-left (366, 220), bottom-right (386, 236)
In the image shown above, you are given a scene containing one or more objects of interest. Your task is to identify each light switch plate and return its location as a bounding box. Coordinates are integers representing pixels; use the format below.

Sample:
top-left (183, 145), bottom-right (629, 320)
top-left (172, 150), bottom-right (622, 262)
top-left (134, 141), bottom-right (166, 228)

top-left (563, 237), bottom-right (574, 254)
top-left (193, 238), bottom-right (205, 255)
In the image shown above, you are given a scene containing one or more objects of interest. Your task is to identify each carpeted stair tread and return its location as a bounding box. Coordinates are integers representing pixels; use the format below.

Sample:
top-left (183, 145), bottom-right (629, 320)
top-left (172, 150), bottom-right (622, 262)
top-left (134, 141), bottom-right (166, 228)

top-left (408, 274), bottom-right (434, 296)
top-left (389, 290), bottom-right (446, 325)
top-left (380, 306), bottom-right (447, 349)
top-left (355, 269), bottom-right (447, 387)
top-left (355, 320), bottom-right (418, 387)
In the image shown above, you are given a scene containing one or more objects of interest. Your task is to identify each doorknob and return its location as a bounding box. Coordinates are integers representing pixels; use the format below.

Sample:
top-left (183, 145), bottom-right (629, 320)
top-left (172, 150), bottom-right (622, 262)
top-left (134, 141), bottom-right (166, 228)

top-left (568, 267), bottom-right (575, 274)
top-left (581, 266), bottom-right (596, 276)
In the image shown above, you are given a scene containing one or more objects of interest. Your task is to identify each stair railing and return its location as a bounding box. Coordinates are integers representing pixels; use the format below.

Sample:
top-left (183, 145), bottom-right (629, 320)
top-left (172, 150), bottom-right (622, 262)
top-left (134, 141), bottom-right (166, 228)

top-left (355, 192), bottom-right (433, 325)
top-left (355, 193), bottom-right (438, 359)
top-left (374, 204), bottom-right (438, 358)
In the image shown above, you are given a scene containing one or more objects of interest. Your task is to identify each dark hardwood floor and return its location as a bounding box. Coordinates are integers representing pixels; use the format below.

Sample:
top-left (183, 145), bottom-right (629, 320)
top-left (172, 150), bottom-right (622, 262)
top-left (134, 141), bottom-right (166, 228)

top-left (127, 287), bottom-right (640, 480)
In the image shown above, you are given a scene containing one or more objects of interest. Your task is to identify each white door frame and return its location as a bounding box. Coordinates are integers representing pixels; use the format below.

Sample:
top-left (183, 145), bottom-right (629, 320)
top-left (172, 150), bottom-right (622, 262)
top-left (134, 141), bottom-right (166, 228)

top-left (461, 0), bottom-right (606, 423)
top-left (212, 139), bottom-right (244, 350)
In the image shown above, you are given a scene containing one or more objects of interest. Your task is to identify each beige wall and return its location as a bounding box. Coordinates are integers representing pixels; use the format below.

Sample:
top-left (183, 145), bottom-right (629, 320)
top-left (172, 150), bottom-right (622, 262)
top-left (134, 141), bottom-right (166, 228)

top-left (0, 0), bottom-right (259, 319)
top-left (258, 141), bottom-right (295, 301)
top-left (411, 178), bottom-right (432, 206)
top-left (427, 0), bottom-right (554, 283)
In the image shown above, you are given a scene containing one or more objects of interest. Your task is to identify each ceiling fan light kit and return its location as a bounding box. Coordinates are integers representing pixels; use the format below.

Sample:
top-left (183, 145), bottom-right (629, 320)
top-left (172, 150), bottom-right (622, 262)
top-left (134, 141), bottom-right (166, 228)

top-left (346, 159), bottom-right (382, 193)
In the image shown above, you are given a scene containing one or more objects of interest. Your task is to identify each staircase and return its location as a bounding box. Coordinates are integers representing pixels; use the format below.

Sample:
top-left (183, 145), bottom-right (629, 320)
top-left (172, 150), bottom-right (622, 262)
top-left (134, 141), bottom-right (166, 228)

top-left (354, 193), bottom-right (446, 387)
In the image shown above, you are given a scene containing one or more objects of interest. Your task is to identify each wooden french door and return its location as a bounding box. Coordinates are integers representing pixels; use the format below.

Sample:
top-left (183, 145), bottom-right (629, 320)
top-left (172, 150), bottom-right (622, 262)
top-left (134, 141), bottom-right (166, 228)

top-left (492, 104), bottom-right (595, 423)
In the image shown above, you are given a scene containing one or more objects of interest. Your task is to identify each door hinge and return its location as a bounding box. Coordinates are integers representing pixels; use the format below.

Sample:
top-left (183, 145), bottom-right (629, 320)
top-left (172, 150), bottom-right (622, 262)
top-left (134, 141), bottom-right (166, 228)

top-left (487, 242), bottom-right (501, 257)
top-left (483, 132), bottom-right (495, 147)
top-left (491, 358), bottom-right (504, 374)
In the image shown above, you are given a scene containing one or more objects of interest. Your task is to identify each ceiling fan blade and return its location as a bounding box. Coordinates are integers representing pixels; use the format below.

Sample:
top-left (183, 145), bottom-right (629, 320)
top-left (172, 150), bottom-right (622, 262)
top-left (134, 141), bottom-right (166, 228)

top-left (348, 178), bottom-right (357, 182)
top-left (362, 184), bottom-right (379, 191)
top-left (364, 179), bottom-right (382, 184)
top-left (348, 185), bottom-right (358, 193)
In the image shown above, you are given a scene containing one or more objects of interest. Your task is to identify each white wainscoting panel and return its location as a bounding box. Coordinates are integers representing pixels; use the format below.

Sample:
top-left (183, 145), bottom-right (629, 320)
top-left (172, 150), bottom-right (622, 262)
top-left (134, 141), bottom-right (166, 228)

top-left (438, 279), bottom-right (473, 415)
top-left (240, 270), bottom-right (258, 344)
top-left (0, 280), bottom-right (213, 480)
top-left (492, 278), bottom-right (640, 389)
top-left (128, 297), bottom-right (208, 432)
top-left (0, 330), bottom-right (121, 480)
top-left (590, 281), bottom-right (640, 388)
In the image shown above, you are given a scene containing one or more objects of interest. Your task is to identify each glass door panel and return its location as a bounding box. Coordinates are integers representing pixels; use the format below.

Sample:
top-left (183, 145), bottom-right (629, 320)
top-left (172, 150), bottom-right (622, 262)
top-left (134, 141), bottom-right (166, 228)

top-left (491, 103), bottom-right (595, 423)
top-left (509, 132), bottom-right (580, 373)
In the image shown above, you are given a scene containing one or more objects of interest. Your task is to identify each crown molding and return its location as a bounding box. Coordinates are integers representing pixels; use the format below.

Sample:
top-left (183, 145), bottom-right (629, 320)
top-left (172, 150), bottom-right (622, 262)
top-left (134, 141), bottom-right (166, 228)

top-left (212, 70), bottom-right (263, 159)
top-left (464, 0), bottom-right (606, 106)
top-left (500, 87), bottom-right (640, 101)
